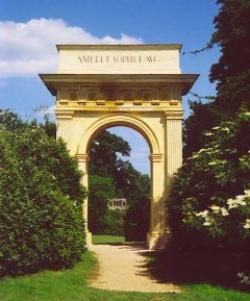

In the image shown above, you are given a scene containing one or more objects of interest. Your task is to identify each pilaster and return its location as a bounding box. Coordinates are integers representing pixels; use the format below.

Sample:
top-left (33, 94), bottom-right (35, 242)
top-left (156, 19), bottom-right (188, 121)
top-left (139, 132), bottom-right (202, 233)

top-left (164, 110), bottom-right (183, 178)
top-left (76, 153), bottom-right (92, 246)
top-left (148, 153), bottom-right (167, 249)
top-left (55, 110), bottom-right (74, 150)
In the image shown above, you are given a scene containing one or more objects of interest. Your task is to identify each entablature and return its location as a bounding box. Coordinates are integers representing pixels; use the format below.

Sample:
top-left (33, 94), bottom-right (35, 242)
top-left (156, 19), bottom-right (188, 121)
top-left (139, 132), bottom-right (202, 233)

top-left (39, 74), bottom-right (199, 98)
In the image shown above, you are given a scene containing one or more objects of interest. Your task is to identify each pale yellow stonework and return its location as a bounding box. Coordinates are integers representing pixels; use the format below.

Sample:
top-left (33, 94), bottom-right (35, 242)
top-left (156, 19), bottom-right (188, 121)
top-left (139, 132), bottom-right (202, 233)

top-left (40, 44), bottom-right (198, 249)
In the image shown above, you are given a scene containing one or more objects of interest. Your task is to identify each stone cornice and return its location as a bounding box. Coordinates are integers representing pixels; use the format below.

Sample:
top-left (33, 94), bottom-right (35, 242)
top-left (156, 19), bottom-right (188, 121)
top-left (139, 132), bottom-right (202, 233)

top-left (55, 110), bottom-right (74, 119)
top-left (164, 110), bottom-right (183, 120)
top-left (40, 74), bottom-right (199, 97)
top-left (56, 44), bottom-right (182, 52)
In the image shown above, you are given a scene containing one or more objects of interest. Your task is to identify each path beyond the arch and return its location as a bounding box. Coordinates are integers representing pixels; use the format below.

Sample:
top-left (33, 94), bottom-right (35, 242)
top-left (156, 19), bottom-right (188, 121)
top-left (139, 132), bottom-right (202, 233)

top-left (89, 244), bottom-right (180, 293)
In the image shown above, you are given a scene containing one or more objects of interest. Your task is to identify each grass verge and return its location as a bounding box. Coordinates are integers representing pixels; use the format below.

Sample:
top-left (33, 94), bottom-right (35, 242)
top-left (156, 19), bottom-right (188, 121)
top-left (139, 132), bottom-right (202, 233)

top-left (0, 251), bottom-right (250, 301)
top-left (92, 234), bottom-right (125, 244)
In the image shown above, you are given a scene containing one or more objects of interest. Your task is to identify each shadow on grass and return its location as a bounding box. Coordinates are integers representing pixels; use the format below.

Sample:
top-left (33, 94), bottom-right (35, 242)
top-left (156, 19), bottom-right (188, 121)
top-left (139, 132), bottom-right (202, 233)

top-left (138, 248), bottom-right (250, 292)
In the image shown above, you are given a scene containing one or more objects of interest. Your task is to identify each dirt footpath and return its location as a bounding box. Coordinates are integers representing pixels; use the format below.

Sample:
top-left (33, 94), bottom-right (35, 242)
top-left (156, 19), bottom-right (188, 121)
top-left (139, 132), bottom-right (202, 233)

top-left (89, 244), bottom-right (180, 293)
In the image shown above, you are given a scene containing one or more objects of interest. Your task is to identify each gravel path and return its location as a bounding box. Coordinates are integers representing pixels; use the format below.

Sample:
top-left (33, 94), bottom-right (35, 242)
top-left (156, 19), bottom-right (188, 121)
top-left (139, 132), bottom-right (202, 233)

top-left (89, 244), bottom-right (180, 293)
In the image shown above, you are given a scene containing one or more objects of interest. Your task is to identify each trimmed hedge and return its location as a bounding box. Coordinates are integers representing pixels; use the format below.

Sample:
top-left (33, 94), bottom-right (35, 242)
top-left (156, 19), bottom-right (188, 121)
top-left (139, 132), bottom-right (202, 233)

top-left (0, 126), bottom-right (86, 277)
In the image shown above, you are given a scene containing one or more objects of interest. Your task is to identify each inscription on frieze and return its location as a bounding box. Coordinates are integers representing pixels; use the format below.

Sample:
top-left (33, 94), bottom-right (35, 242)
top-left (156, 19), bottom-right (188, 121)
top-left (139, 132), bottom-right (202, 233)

top-left (58, 45), bottom-right (181, 74)
top-left (78, 55), bottom-right (157, 64)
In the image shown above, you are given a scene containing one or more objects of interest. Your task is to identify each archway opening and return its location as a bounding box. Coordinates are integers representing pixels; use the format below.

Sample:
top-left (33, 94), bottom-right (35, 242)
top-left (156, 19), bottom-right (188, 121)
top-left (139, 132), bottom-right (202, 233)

top-left (87, 126), bottom-right (151, 245)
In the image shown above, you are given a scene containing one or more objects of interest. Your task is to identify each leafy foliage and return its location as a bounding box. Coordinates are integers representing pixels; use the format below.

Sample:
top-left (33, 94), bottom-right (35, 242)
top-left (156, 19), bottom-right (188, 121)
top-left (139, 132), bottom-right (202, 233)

top-left (210, 0), bottom-right (250, 115)
top-left (103, 210), bottom-right (126, 236)
top-left (88, 130), bottom-right (150, 239)
top-left (168, 112), bottom-right (250, 250)
top-left (88, 175), bottom-right (115, 234)
top-left (124, 195), bottom-right (150, 241)
top-left (89, 130), bottom-right (130, 177)
top-left (184, 0), bottom-right (250, 156)
top-left (0, 121), bottom-right (86, 277)
top-left (184, 101), bottom-right (220, 158)
top-left (0, 109), bottom-right (23, 131)
top-left (124, 173), bottom-right (150, 241)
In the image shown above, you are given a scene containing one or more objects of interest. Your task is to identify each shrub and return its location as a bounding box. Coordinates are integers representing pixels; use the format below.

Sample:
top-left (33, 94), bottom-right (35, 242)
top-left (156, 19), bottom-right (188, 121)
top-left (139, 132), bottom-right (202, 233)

top-left (0, 126), bottom-right (86, 277)
top-left (167, 112), bottom-right (250, 250)
top-left (102, 209), bottom-right (125, 235)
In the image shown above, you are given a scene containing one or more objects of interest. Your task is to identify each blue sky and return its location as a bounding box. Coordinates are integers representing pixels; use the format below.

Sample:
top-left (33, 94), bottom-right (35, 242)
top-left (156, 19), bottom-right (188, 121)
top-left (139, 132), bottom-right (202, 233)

top-left (0, 0), bottom-right (220, 174)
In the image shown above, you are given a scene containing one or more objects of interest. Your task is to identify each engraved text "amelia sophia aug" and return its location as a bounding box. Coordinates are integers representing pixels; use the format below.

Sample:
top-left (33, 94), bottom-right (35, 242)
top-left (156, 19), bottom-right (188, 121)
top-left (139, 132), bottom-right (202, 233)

top-left (78, 55), bottom-right (157, 64)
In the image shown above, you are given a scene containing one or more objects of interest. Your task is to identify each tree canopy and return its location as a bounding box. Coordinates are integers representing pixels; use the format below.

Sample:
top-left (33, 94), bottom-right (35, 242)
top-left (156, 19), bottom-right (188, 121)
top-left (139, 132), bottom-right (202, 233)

top-left (210, 0), bottom-right (250, 115)
top-left (184, 0), bottom-right (250, 157)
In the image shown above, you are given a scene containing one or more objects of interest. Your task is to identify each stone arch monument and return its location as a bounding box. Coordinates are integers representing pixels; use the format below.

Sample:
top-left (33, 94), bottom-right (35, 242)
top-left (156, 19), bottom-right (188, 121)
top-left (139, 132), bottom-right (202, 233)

top-left (40, 44), bottom-right (198, 249)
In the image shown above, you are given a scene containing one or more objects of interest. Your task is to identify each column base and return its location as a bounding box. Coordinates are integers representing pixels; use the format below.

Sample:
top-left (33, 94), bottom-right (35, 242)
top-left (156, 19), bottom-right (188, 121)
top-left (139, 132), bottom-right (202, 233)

top-left (147, 231), bottom-right (169, 250)
top-left (85, 230), bottom-right (92, 247)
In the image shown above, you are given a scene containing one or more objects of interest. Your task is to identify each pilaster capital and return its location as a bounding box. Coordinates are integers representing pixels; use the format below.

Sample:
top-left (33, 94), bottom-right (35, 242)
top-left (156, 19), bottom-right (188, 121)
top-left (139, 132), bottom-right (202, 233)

top-left (149, 153), bottom-right (163, 163)
top-left (164, 110), bottom-right (183, 120)
top-left (55, 109), bottom-right (74, 120)
top-left (76, 153), bottom-right (89, 163)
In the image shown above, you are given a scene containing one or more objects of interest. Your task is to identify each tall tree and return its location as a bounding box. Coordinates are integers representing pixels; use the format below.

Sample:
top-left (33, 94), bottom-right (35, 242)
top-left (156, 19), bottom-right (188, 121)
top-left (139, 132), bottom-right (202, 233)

top-left (89, 130), bottom-right (131, 177)
top-left (184, 101), bottom-right (219, 158)
top-left (210, 0), bottom-right (250, 115)
top-left (184, 0), bottom-right (250, 157)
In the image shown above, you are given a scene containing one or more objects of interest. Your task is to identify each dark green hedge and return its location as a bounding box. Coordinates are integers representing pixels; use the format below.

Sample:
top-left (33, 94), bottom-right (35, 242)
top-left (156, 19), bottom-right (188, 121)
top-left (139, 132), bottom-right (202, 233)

top-left (124, 196), bottom-right (150, 241)
top-left (0, 126), bottom-right (86, 277)
top-left (102, 209), bottom-right (125, 236)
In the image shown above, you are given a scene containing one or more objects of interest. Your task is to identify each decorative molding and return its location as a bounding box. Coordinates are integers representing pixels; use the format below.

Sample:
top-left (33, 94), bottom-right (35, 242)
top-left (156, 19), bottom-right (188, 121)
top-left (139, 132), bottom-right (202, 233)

top-left (115, 100), bottom-right (124, 105)
top-left (59, 100), bottom-right (69, 105)
top-left (57, 44), bottom-right (183, 51)
top-left (169, 100), bottom-right (179, 106)
top-left (55, 109), bottom-right (74, 119)
top-left (40, 74), bottom-right (199, 97)
top-left (133, 100), bottom-right (143, 105)
top-left (78, 100), bottom-right (86, 106)
top-left (149, 153), bottom-right (163, 163)
top-left (55, 84), bottom-right (180, 102)
top-left (76, 153), bottom-right (89, 163)
top-left (96, 100), bottom-right (106, 105)
top-left (164, 110), bottom-right (183, 120)
top-left (151, 99), bottom-right (160, 105)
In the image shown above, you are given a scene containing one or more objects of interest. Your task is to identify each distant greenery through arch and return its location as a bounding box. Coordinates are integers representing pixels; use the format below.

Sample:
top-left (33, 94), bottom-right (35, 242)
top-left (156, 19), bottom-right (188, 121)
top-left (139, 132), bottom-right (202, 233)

top-left (88, 128), bottom-right (150, 241)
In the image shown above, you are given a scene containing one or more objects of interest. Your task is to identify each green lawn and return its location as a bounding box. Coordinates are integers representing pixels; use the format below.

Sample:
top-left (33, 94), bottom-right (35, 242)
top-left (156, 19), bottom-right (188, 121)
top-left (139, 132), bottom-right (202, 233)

top-left (0, 251), bottom-right (250, 301)
top-left (92, 234), bottom-right (145, 245)
top-left (92, 234), bottom-right (125, 244)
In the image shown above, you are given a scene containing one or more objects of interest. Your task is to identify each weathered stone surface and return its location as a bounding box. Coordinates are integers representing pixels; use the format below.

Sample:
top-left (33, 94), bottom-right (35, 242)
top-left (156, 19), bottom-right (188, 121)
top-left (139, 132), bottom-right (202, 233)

top-left (57, 44), bottom-right (182, 74)
top-left (40, 44), bottom-right (198, 249)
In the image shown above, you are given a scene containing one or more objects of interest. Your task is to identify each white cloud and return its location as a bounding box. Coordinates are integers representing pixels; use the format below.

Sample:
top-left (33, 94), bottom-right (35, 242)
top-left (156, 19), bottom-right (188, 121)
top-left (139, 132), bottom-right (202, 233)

top-left (0, 18), bottom-right (143, 78)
